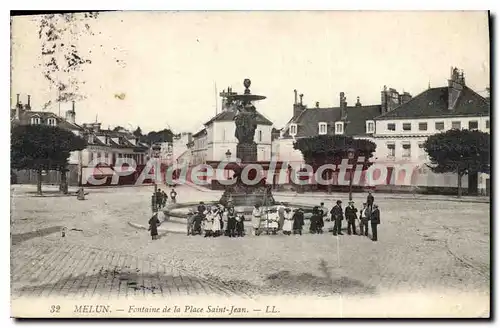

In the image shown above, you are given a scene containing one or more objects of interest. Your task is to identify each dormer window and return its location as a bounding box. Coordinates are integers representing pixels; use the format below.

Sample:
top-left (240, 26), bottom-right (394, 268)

top-left (30, 116), bottom-right (40, 125)
top-left (318, 122), bottom-right (327, 135)
top-left (289, 124), bottom-right (297, 136)
top-left (47, 118), bottom-right (57, 126)
top-left (335, 122), bottom-right (344, 135)
top-left (366, 120), bottom-right (375, 133)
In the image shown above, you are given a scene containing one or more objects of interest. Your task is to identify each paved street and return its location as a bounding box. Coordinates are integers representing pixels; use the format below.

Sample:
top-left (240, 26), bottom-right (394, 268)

top-left (10, 184), bottom-right (490, 315)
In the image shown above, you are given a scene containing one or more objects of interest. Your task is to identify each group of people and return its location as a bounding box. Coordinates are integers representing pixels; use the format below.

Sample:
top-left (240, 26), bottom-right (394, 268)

top-left (152, 187), bottom-right (178, 209)
top-left (148, 190), bottom-right (381, 242)
top-left (329, 191), bottom-right (381, 241)
top-left (187, 202), bottom-right (245, 237)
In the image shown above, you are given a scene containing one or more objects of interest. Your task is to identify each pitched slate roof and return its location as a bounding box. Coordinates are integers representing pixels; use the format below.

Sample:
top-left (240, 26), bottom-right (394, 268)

top-left (204, 109), bottom-right (273, 126)
top-left (282, 104), bottom-right (382, 138)
top-left (375, 86), bottom-right (490, 120)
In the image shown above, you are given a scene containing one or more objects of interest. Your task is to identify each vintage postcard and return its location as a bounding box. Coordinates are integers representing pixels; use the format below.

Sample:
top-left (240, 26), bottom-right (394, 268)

top-left (10, 11), bottom-right (490, 318)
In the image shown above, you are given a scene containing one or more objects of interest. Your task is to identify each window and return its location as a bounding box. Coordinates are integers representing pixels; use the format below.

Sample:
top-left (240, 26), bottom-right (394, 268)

top-left (89, 152), bottom-right (94, 163)
top-left (258, 130), bottom-right (263, 142)
top-left (30, 116), bottom-right (40, 125)
top-left (47, 118), bottom-right (57, 126)
top-left (402, 143), bottom-right (411, 158)
top-left (486, 120), bottom-right (490, 129)
top-left (289, 124), bottom-right (297, 136)
top-left (435, 122), bottom-right (445, 131)
top-left (468, 121), bottom-right (478, 130)
top-left (222, 129), bottom-right (226, 141)
top-left (387, 123), bottom-right (396, 131)
top-left (403, 123), bottom-right (412, 131)
top-left (366, 121), bottom-right (375, 133)
top-left (318, 122), bottom-right (327, 135)
top-left (335, 122), bottom-right (344, 134)
top-left (387, 143), bottom-right (395, 158)
top-left (451, 121), bottom-right (461, 130)
top-left (418, 122), bottom-right (428, 131)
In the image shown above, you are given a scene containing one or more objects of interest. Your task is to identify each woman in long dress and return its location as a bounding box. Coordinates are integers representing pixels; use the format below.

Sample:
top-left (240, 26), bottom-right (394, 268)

top-left (203, 206), bottom-right (213, 237)
top-left (252, 204), bottom-right (263, 236)
top-left (211, 207), bottom-right (222, 237)
top-left (148, 212), bottom-right (161, 240)
top-left (282, 208), bottom-right (293, 235)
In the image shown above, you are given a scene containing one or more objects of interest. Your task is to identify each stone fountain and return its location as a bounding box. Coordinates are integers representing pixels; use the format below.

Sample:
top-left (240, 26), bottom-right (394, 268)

top-left (218, 79), bottom-right (276, 208)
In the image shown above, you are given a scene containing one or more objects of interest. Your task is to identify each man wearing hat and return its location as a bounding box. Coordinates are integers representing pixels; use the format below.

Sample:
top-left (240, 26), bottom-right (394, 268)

top-left (359, 202), bottom-right (370, 237)
top-left (345, 200), bottom-right (358, 235)
top-left (330, 200), bottom-right (344, 236)
top-left (370, 204), bottom-right (381, 241)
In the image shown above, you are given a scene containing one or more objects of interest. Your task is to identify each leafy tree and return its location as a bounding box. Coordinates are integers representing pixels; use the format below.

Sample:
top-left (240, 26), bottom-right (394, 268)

top-left (11, 124), bottom-right (87, 194)
top-left (293, 135), bottom-right (376, 192)
top-left (144, 128), bottom-right (174, 145)
top-left (293, 135), bottom-right (376, 169)
top-left (423, 129), bottom-right (490, 197)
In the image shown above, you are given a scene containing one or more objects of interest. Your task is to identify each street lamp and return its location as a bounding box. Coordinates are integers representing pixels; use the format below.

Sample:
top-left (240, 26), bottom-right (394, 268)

top-left (225, 150), bottom-right (232, 180)
top-left (347, 147), bottom-right (355, 201)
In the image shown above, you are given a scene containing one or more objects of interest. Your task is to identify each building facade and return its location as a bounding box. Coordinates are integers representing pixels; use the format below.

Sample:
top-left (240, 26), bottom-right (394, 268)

top-left (369, 67), bottom-right (490, 194)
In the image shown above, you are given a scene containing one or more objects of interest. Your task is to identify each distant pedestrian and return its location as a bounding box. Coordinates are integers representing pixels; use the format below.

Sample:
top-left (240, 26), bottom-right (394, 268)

top-left (161, 190), bottom-right (168, 207)
top-left (366, 190), bottom-right (374, 210)
top-left (370, 204), bottom-right (381, 241)
top-left (345, 201), bottom-right (358, 235)
top-left (292, 208), bottom-right (305, 235)
top-left (282, 208), bottom-right (293, 235)
top-left (170, 188), bottom-right (177, 203)
top-left (330, 200), bottom-right (344, 236)
top-left (198, 202), bottom-right (206, 218)
top-left (359, 203), bottom-right (369, 237)
top-left (148, 212), bottom-right (161, 240)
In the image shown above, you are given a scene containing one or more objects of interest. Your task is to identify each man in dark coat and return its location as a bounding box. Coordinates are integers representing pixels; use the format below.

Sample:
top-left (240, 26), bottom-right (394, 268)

top-left (359, 203), bottom-right (369, 237)
top-left (330, 200), bottom-right (344, 236)
top-left (370, 204), bottom-right (380, 241)
top-left (309, 207), bottom-right (318, 234)
top-left (148, 213), bottom-right (161, 240)
top-left (197, 202), bottom-right (206, 217)
top-left (366, 191), bottom-right (374, 211)
top-left (345, 201), bottom-right (358, 235)
top-left (292, 208), bottom-right (305, 235)
top-left (226, 206), bottom-right (237, 237)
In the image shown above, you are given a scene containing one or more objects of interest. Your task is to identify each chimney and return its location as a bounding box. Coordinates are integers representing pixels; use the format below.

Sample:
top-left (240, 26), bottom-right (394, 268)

top-left (293, 93), bottom-right (306, 118)
top-left (355, 96), bottom-right (361, 107)
top-left (340, 92), bottom-right (347, 119)
top-left (315, 101), bottom-right (320, 108)
top-left (27, 95), bottom-right (31, 109)
top-left (400, 92), bottom-right (412, 104)
top-left (448, 67), bottom-right (464, 110)
top-left (93, 123), bottom-right (101, 132)
top-left (294, 89), bottom-right (298, 105)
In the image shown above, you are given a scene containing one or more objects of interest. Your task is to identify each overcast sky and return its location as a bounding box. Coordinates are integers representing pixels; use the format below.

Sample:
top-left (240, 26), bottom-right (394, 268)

top-left (11, 11), bottom-right (490, 134)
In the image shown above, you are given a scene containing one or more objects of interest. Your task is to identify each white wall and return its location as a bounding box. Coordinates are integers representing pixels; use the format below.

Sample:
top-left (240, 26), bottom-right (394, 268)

top-left (271, 138), bottom-right (304, 165)
top-left (375, 116), bottom-right (489, 136)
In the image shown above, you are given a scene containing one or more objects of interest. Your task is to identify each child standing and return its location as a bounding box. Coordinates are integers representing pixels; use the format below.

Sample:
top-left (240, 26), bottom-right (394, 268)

top-left (282, 208), bottom-right (293, 235)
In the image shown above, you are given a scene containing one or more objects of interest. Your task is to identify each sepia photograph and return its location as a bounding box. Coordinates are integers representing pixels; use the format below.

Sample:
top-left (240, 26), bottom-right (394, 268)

top-left (9, 10), bottom-right (490, 318)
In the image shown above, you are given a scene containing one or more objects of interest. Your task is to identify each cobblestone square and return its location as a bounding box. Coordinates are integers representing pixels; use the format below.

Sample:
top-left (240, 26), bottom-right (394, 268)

top-left (10, 185), bottom-right (490, 317)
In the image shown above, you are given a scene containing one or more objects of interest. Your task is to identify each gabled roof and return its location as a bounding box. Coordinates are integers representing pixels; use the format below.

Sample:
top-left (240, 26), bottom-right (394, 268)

top-left (281, 104), bottom-right (382, 138)
top-left (192, 128), bottom-right (207, 138)
top-left (204, 109), bottom-right (273, 126)
top-left (375, 86), bottom-right (490, 120)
